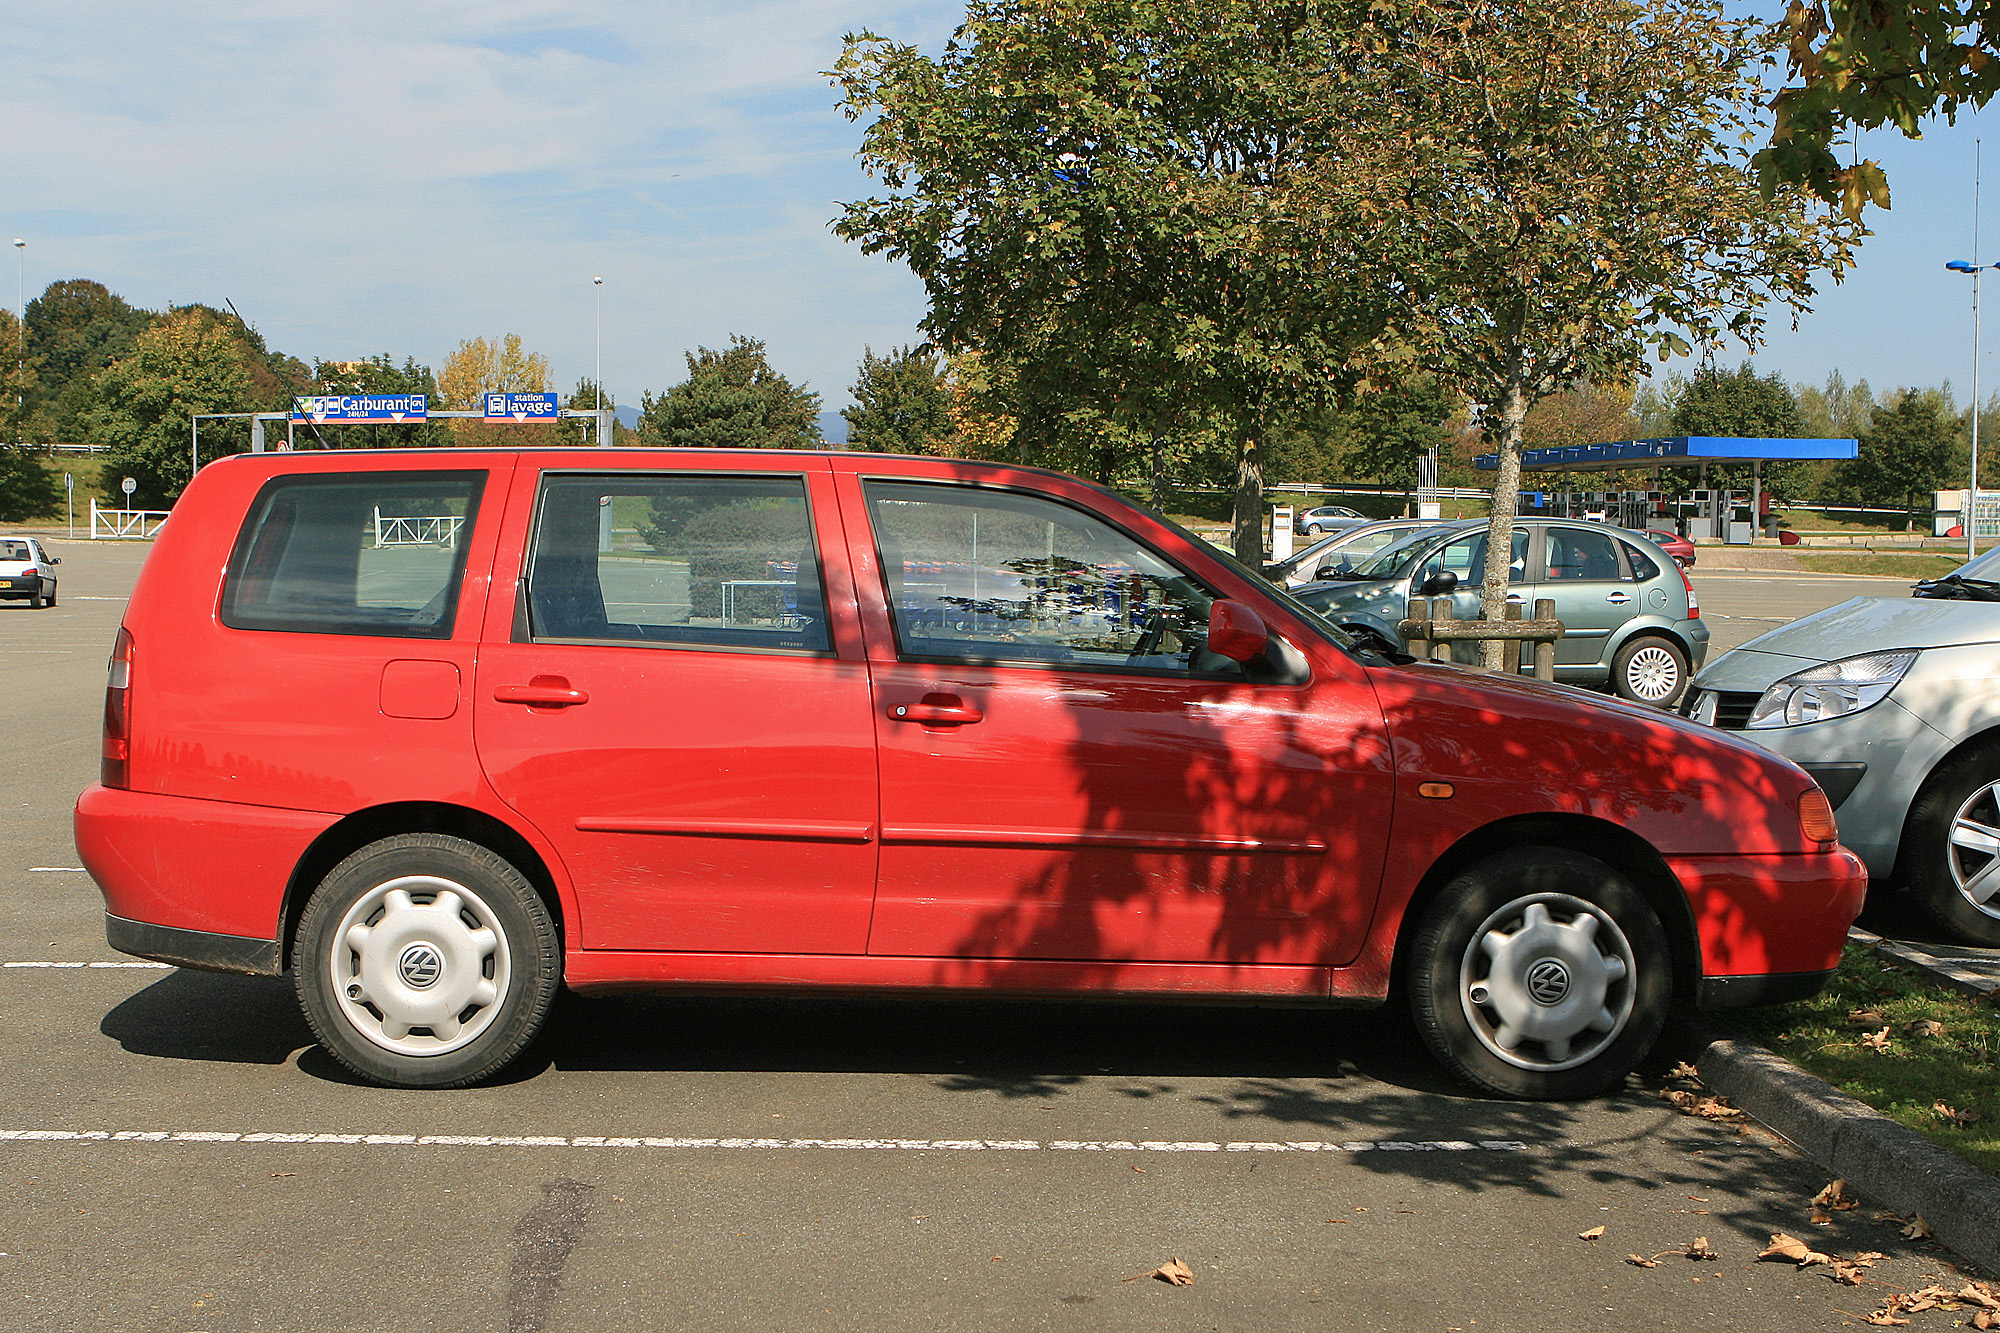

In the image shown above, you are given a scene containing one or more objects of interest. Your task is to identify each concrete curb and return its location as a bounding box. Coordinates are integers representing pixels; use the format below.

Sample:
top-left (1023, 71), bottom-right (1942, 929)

top-left (1850, 927), bottom-right (2000, 999)
top-left (1673, 1019), bottom-right (2000, 1276)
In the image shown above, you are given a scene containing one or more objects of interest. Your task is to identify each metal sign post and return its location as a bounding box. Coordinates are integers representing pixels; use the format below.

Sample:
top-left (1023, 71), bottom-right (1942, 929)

top-left (121, 476), bottom-right (136, 512)
top-left (65, 472), bottom-right (73, 537)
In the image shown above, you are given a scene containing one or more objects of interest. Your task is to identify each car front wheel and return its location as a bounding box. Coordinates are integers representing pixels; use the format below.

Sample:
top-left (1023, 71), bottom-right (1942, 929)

top-left (1610, 635), bottom-right (1688, 707)
top-left (294, 833), bottom-right (561, 1088)
top-left (1899, 748), bottom-right (2000, 947)
top-left (1408, 848), bottom-right (1670, 1099)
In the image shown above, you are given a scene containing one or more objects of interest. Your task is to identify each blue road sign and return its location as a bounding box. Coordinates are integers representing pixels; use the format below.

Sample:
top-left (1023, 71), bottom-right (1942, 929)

top-left (292, 394), bottom-right (428, 423)
top-left (483, 392), bottom-right (560, 423)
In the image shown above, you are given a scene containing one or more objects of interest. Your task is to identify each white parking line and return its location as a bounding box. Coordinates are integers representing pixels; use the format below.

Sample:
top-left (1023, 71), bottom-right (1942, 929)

top-left (27, 867), bottom-right (87, 873)
top-left (2, 961), bottom-right (172, 969)
top-left (0, 1128), bottom-right (1530, 1152)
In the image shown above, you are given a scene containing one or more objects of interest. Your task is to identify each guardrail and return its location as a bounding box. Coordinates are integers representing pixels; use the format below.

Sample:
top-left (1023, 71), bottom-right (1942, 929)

top-left (1400, 596), bottom-right (1565, 681)
top-left (89, 499), bottom-right (170, 540)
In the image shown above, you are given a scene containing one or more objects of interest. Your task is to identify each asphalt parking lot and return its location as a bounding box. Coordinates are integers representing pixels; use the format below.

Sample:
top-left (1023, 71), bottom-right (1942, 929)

top-left (0, 540), bottom-right (1983, 1331)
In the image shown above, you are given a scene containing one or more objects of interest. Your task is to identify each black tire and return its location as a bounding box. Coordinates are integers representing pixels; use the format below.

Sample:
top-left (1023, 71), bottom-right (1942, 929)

top-left (1610, 635), bottom-right (1688, 707)
top-left (27, 587), bottom-right (44, 610)
top-left (1897, 748), bottom-right (2000, 947)
top-left (294, 833), bottom-right (560, 1088)
top-left (1408, 848), bottom-right (1671, 1099)
top-left (44, 580), bottom-right (55, 607)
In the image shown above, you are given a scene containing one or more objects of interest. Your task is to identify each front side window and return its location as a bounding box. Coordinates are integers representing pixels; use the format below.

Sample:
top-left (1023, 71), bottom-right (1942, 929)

top-left (524, 473), bottom-right (829, 653)
top-left (222, 472), bottom-right (484, 638)
top-left (863, 481), bottom-right (1240, 676)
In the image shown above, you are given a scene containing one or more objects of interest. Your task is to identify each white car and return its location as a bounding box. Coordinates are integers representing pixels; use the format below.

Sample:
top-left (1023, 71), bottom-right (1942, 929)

top-left (0, 536), bottom-right (60, 609)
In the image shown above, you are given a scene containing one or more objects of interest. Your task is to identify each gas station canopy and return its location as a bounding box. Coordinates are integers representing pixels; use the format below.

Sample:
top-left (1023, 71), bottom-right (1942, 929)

top-left (1473, 436), bottom-right (1857, 473)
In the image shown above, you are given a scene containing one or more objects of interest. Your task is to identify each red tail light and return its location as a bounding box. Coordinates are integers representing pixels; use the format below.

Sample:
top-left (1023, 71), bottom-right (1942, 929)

top-left (1679, 564), bottom-right (1699, 619)
top-left (102, 628), bottom-right (132, 789)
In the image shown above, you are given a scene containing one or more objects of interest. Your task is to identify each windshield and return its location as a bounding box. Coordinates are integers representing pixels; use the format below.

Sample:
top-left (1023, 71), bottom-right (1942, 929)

top-left (1349, 525), bottom-right (1455, 579)
top-left (1947, 545), bottom-right (2000, 584)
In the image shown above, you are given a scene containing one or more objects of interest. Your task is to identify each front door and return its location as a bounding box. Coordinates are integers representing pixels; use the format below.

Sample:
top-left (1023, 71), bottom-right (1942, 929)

top-left (844, 477), bottom-right (1394, 967)
top-left (473, 463), bottom-right (880, 954)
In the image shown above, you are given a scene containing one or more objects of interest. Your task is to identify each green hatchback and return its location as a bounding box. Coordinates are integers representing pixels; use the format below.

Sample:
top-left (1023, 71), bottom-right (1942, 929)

top-left (1293, 518), bottom-right (1709, 705)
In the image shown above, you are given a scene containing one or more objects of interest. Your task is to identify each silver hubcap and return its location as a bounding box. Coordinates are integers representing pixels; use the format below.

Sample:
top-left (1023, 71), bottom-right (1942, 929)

top-left (1623, 645), bottom-right (1681, 702)
top-left (1459, 893), bottom-right (1637, 1072)
top-left (328, 875), bottom-right (511, 1057)
top-left (1947, 782), bottom-right (2000, 920)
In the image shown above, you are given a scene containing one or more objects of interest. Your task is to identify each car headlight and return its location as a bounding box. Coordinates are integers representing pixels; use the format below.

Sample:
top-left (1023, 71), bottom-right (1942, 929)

top-left (1745, 650), bottom-right (1917, 729)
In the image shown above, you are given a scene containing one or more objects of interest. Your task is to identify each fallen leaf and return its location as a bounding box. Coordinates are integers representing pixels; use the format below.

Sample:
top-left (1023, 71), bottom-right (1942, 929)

top-left (1864, 1312), bottom-right (1910, 1326)
top-left (1972, 1310), bottom-right (1996, 1330)
top-left (1626, 1254), bottom-right (1660, 1268)
top-left (1960, 1285), bottom-right (2000, 1312)
top-left (1905, 1019), bottom-right (1945, 1039)
top-left (1811, 1207), bottom-right (1835, 1226)
top-left (1685, 1237), bottom-right (1718, 1260)
top-left (1848, 1008), bottom-right (1888, 1028)
top-left (1152, 1258), bottom-right (1194, 1286)
top-left (268, 1172), bottom-right (294, 1178)
top-left (1861, 1026), bottom-right (1893, 1053)
top-left (1759, 1233), bottom-right (1834, 1267)
top-left (1830, 1261), bottom-right (1868, 1285)
top-left (1579, 1225), bottom-right (1606, 1241)
top-left (1934, 1100), bottom-right (1982, 1127)
top-left (1848, 1252), bottom-right (1885, 1266)
top-left (1669, 1061), bottom-right (1700, 1079)
top-left (1903, 1216), bottom-right (1934, 1241)
top-left (1813, 1179), bottom-right (1860, 1211)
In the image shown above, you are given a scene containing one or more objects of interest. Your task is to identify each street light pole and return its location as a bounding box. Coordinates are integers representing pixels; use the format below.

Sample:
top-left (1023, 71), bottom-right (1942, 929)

top-left (11, 239), bottom-right (22, 448)
top-left (1951, 143), bottom-right (1995, 559)
top-left (593, 275), bottom-right (603, 410)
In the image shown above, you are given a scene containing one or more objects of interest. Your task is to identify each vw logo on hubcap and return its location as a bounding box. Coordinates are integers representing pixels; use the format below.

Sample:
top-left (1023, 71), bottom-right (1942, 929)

top-left (1526, 959), bottom-right (1571, 1005)
top-left (398, 942), bottom-right (443, 989)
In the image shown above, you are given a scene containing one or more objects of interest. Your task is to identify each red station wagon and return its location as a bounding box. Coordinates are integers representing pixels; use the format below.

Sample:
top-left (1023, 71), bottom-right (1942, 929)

top-left (76, 449), bottom-right (1865, 1098)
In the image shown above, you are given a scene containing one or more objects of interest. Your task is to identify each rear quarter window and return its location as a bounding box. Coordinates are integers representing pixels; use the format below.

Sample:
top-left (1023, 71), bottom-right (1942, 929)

top-left (220, 471), bottom-right (485, 638)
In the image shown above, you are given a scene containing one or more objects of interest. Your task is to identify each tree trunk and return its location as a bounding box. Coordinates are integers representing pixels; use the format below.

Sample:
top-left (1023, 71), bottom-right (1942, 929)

top-left (1150, 434), bottom-right (1169, 512)
top-left (1478, 380), bottom-right (1532, 670)
top-left (1232, 431), bottom-right (1265, 564)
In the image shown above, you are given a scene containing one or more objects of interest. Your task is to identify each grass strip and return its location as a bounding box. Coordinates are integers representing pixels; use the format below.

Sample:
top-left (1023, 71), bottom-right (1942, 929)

top-left (1724, 944), bottom-right (2000, 1177)
top-left (1789, 552), bottom-right (1964, 579)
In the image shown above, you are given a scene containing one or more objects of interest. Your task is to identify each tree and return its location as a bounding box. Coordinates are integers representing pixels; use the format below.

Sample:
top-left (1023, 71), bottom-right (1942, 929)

top-left (831, 2), bottom-right (1396, 562)
top-left (1329, 0), bottom-right (1858, 660)
top-left (1840, 389), bottom-right (1961, 523)
top-left (637, 336), bottom-right (822, 449)
top-left (1669, 362), bottom-right (1812, 503)
top-left (562, 378), bottom-right (625, 446)
top-left (89, 307), bottom-right (254, 506)
top-left (844, 346), bottom-right (955, 454)
top-left (1756, 1), bottom-right (1992, 215)
top-left (438, 334), bottom-right (554, 447)
top-left (23, 279), bottom-right (152, 441)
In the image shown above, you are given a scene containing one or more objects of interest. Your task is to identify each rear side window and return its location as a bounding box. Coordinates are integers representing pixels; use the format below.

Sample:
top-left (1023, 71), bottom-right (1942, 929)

top-left (522, 473), bottom-right (829, 653)
top-left (221, 472), bottom-right (485, 638)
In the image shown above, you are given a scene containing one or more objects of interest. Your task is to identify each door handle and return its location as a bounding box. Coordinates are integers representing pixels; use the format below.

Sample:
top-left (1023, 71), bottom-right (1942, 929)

top-left (888, 699), bottom-right (984, 726)
top-left (494, 679), bottom-right (590, 708)
top-left (1604, 592), bottom-right (1633, 605)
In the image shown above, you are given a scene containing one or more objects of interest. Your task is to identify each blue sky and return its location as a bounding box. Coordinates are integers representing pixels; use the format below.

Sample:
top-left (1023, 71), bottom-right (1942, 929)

top-left (2, 1), bottom-right (1996, 426)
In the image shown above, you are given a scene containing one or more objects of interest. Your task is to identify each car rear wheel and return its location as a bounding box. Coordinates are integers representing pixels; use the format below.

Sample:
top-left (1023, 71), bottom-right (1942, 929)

top-left (1610, 635), bottom-right (1688, 707)
top-left (28, 586), bottom-right (45, 610)
top-left (1408, 848), bottom-right (1670, 1099)
top-left (1898, 749), bottom-right (2000, 947)
top-left (294, 833), bottom-right (561, 1088)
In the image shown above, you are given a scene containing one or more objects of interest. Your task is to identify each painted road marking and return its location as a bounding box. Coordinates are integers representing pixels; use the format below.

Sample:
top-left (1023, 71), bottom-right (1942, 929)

top-left (27, 867), bottom-right (87, 873)
top-left (3, 961), bottom-right (172, 969)
top-left (0, 1129), bottom-right (1531, 1153)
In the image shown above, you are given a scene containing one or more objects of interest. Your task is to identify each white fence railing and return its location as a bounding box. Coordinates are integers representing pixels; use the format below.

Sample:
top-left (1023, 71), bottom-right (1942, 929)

top-left (372, 511), bottom-right (464, 550)
top-left (90, 499), bottom-right (170, 540)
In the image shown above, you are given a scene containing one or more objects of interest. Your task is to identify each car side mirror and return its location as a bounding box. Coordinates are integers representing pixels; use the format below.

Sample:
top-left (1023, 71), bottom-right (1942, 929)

top-left (50, 557), bottom-right (60, 565)
top-left (1207, 599), bottom-right (1270, 662)
top-left (1417, 570), bottom-right (1458, 596)
top-left (1314, 562), bottom-right (1339, 580)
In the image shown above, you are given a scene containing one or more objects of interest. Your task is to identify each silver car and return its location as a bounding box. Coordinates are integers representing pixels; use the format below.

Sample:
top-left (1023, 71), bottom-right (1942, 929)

top-left (1295, 518), bottom-right (1709, 705)
top-left (1683, 546), bottom-right (2000, 945)
top-left (1264, 518), bottom-right (1440, 587)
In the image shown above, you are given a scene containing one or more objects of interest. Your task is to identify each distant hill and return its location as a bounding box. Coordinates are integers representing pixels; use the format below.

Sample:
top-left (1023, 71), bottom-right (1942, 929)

top-left (818, 411), bottom-right (848, 445)
top-left (615, 405), bottom-right (640, 430)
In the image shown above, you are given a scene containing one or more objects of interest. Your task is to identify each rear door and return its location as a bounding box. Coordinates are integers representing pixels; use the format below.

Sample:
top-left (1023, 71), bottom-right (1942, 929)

top-left (1531, 524), bottom-right (1638, 671)
top-left (472, 457), bottom-right (880, 954)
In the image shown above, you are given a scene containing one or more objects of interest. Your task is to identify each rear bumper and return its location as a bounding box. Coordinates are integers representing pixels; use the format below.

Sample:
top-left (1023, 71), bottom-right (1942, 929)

top-left (105, 914), bottom-right (281, 976)
top-left (0, 574), bottom-right (45, 598)
top-left (1696, 968), bottom-right (1836, 1010)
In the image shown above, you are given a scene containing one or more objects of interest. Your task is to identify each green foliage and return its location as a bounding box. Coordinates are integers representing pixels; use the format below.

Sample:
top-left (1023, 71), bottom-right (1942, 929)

top-left (1838, 388), bottom-right (1962, 519)
top-left (89, 308), bottom-right (254, 506)
top-left (844, 346), bottom-right (955, 454)
top-left (0, 446), bottom-right (62, 521)
top-left (1757, 1), bottom-right (2000, 217)
top-left (831, 1), bottom-right (1398, 560)
top-left (1671, 362), bottom-right (1812, 501)
top-left (637, 335), bottom-right (822, 450)
top-left (23, 280), bottom-right (152, 441)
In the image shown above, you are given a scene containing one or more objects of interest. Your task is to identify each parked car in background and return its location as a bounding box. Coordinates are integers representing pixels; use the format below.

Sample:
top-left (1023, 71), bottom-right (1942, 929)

top-left (1294, 518), bottom-right (1707, 705)
top-left (1684, 543), bottom-right (2000, 945)
top-left (1292, 504), bottom-right (1370, 537)
top-left (1637, 528), bottom-right (1696, 568)
top-left (1264, 518), bottom-right (1439, 587)
top-left (76, 447), bottom-right (1857, 1100)
top-left (0, 536), bottom-right (59, 609)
